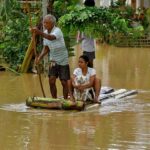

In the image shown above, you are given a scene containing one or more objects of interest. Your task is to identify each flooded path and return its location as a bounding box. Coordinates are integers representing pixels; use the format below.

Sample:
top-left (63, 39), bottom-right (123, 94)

top-left (0, 45), bottom-right (150, 150)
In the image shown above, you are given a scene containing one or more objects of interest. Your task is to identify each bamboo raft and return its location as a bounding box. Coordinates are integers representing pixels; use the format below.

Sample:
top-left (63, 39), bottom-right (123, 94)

top-left (26, 87), bottom-right (138, 111)
top-left (26, 97), bottom-right (85, 111)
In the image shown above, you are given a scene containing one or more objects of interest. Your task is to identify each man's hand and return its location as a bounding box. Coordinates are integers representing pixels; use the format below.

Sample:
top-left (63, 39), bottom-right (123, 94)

top-left (30, 27), bottom-right (40, 35)
top-left (35, 57), bottom-right (40, 65)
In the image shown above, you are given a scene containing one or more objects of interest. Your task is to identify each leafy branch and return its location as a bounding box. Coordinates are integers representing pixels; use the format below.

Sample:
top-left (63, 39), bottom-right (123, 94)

top-left (58, 6), bottom-right (143, 42)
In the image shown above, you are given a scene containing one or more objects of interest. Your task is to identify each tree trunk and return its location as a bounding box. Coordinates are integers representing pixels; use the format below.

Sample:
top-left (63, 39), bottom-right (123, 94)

top-left (42, 0), bottom-right (48, 17)
top-left (47, 0), bottom-right (55, 14)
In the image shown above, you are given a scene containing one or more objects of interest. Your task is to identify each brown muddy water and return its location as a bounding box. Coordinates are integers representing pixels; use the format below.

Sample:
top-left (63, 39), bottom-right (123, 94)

top-left (0, 45), bottom-right (150, 150)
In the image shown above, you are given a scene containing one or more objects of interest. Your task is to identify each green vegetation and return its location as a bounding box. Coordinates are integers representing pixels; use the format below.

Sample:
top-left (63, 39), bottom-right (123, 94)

top-left (0, 0), bottom-right (149, 71)
top-left (58, 5), bottom-right (145, 43)
top-left (0, 0), bottom-right (79, 70)
top-left (0, 0), bottom-right (31, 70)
top-left (0, 0), bottom-right (42, 70)
top-left (53, 0), bottom-right (79, 19)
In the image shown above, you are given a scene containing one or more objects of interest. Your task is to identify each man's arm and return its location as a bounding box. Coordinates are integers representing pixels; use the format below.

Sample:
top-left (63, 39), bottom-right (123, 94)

top-left (36, 46), bottom-right (49, 64)
top-left (31, 27), bottom-right (56, 41)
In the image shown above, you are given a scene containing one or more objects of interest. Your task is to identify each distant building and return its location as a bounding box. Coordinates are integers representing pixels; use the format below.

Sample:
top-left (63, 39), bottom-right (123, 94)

top-left (94, 0), bottom-right (150, 9)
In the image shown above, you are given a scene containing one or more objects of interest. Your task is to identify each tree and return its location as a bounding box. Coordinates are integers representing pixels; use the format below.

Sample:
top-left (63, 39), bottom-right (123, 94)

top-left (58, 5), bottom-right (143, 43)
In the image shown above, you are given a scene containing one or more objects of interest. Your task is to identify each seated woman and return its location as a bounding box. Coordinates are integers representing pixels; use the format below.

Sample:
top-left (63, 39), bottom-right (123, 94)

top-left (68, 55), bottom-right (101, 103)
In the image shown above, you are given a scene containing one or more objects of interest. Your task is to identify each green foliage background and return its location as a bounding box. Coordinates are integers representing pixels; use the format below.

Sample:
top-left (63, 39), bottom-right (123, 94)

top-left (0, 0), bottom-right (42, 70)
top-left (58, 5), bottom-right (144, 43)
top-left (0, 0), bottom-right (79, 69)
top-left (0, 0), bottom-right (31, 69)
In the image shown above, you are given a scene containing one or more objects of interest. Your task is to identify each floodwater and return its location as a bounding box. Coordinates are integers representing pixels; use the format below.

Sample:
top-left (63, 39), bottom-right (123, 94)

top-left (0, 44), bottom-right (150, 150)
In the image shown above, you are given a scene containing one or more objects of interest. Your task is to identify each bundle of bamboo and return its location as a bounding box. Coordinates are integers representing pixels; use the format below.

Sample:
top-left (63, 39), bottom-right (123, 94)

top-left (26, 97), bottom-right (85, 111)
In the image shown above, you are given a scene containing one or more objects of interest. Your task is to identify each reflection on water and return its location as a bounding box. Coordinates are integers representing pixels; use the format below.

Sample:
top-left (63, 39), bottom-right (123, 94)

top-left (0, 45), bottom-right (150, 150)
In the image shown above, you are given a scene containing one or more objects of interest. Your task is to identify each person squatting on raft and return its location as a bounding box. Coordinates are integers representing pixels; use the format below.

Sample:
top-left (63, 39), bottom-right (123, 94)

top-left (30, 14), bottom-right (70, 99)
top-left (68, 55), bottom-right (101, 103)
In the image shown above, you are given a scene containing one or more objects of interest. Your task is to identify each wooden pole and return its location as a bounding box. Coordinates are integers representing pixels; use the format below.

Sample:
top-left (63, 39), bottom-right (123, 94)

top-left (26, 0), bottom-right (46, 97)
top-left (32, 27), bottom-right (46, 98)
top-left (42, 0), bottom-right (49, 74)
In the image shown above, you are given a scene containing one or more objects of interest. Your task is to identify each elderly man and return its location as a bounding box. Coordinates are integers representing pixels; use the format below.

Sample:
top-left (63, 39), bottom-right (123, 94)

top-left (31, 14), bottom-right (70, 99)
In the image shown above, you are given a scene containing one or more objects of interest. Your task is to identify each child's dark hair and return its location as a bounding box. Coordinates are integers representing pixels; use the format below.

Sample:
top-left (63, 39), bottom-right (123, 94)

top-left (79, 55), bottom-right (91, 67)
top-left (84, 0), bottom-right (95, 7)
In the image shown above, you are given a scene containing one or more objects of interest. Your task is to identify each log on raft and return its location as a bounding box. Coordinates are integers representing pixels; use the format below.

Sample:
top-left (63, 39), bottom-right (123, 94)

top-left (26, 97), bottom-right (85, 111)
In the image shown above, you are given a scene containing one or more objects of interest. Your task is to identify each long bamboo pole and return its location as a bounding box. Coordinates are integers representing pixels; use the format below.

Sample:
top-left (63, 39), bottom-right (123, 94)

top-left (25, 0), bottom-right (46, 97)
top-left (32, 33), bottom-right (46, 97)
